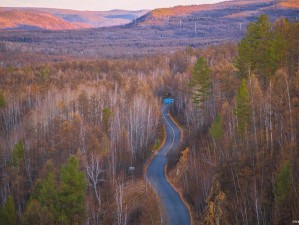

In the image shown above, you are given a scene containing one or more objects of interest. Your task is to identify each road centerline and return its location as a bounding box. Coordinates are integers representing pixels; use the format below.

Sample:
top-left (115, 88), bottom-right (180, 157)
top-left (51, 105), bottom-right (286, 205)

top-left (145, 104), bottom-right (191, 225)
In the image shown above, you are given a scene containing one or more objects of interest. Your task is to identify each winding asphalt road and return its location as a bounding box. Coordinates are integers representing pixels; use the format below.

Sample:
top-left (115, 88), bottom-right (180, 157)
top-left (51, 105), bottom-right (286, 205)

top-left (146, 104), bottom-right (191, 225)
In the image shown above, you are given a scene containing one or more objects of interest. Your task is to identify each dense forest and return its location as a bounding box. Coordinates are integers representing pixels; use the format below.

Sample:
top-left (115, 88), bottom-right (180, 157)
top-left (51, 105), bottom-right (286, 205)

top-left (169, 15), bottom-right (299, 225)
top-left (0, 14), bottom-right (298, 224)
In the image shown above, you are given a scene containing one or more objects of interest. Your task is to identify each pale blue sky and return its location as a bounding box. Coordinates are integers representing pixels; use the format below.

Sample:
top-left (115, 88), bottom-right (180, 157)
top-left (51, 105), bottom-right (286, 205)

top-left (1, 0), bottom-right (226, 11)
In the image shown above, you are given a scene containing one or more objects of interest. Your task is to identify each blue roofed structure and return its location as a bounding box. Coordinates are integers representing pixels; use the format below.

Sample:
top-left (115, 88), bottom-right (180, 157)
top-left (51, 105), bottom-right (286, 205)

top-left (163, 98), bottom-right (174, 104)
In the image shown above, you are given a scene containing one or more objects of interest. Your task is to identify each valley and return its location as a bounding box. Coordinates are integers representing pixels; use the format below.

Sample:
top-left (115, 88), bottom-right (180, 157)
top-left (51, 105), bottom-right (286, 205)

top-left (0, 0), bottom-right (298, 224)
top-left (0, 0), bottom-right (298, 63)
top-left (0, 7), bottom-right (148, 30)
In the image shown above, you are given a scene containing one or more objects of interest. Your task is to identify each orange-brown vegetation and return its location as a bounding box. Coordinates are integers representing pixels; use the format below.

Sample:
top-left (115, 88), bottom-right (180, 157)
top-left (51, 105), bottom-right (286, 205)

top-left (0, 0), bottom-right (296, 60)
top-left (225, 10), bottom-right (259, 18)
top-left (0, 9), bottom-right (298, 225)
top-left (279, 1), bottom-right (299, 9)
top-left (166, 17), bottom-right (298, 224)
top-left (0, 8), bottom-right (148, 30)
top-left (0, 56), bottom-right (168, 224)
top-left (137, 0), bottom-right (297, 27)
top-left (124, 179), bottom-right (162, 224)
top-left (0, 10), bottom-right (91, 30)
top-left (151, 5), bottom-right (211, 17)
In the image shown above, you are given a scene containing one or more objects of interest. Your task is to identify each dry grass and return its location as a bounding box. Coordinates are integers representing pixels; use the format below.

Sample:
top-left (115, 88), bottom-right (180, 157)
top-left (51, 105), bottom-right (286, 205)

top-left (124, 179), bottom-right (162, 225)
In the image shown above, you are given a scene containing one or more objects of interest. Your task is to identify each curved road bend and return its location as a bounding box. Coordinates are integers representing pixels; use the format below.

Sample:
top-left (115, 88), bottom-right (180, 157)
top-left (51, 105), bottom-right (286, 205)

top-left (146, 104), bottom-right (191, 225)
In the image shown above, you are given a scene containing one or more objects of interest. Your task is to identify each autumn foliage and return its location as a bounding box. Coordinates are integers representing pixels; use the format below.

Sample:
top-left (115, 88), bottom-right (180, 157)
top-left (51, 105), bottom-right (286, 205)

top-left (0, 14), bottom-right (298, 225)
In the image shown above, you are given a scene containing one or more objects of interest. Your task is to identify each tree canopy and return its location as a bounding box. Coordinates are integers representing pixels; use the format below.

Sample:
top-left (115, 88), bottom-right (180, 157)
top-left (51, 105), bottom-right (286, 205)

top-left (189, 56), bottom-right (212, 108)
top-left (235, 14), bottom-right (285, 82)
top-left (234, 78), bottom-right (251, 133)
top-left (58, 155), bottom-right (87, 225)
top-left (0, 196), bottom-right (16, 225)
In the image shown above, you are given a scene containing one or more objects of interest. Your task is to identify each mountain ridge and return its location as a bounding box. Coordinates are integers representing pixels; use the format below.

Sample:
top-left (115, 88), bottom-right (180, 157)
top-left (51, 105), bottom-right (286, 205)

top-left (134, 0), bottom-right (298, 26)
top-left (0, 0), bottom-right (297, 59)
top-left (0, 0), bottom-right (297, 31)
top-left (0, 7), bottom-right (148, 30)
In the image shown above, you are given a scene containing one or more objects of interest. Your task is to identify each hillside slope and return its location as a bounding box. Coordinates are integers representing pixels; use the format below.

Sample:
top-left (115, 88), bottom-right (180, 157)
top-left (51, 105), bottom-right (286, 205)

top-left (0, 0), bottom-right (297, 58)
top-left (126, 0), bottom-right (298, 45)
top-left (135, 0), bottom-right (298, 27)
top-left (0, 8), bottom-right (148, 30)
top-left (0, 10), bottom-right (91, 30)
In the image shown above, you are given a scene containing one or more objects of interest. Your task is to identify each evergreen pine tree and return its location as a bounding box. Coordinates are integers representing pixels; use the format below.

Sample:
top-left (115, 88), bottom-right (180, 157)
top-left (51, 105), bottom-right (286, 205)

top-left (102, 107), bottom-right (112, 132)
top-left (32, 169), bottom-right (58, 220)
top-left (0, 91), bottom-right (5, 108)
top-left (58, 155), bottom-right (87, 225)
top-left (0, 196), bottom-right (17, 225)
top-left (234, 78), bottom-right (251, 133)
top-left (274, 161), bottom-right (292, 206)
top-left (235, 14), bottom-right (284, 82)
top-left (209, 114), bottom-right (223, 140)
top-left (189, 56), bottom-right (212, 108)
top-left (11, 141), bottom-right (25, 168)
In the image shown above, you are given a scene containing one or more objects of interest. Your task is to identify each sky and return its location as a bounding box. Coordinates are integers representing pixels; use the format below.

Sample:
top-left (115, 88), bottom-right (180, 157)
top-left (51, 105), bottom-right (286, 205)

top-left (1, 0), bottom-right (225, 11)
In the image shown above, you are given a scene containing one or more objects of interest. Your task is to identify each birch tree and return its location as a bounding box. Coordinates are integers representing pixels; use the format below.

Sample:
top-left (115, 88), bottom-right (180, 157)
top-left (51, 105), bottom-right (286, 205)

top-left (85, 153), bottom-right (105, 210)
top-left (115, 181), bottom-right (126, 225)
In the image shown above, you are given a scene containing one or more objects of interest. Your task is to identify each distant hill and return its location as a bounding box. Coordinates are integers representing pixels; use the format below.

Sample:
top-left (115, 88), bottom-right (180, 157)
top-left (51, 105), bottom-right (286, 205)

top-left (277, 0), bottom-right (299, 9)
top-left (0, 10), bottom-right (90, 30)
top-left (135, 0), bottom-right (298, 26)
top-left (0, 0), bottom-right (297, 59)
top-left (0, 8), bottom-right (148, 30)
top-left (126, 0), bottom-right (298, 43)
